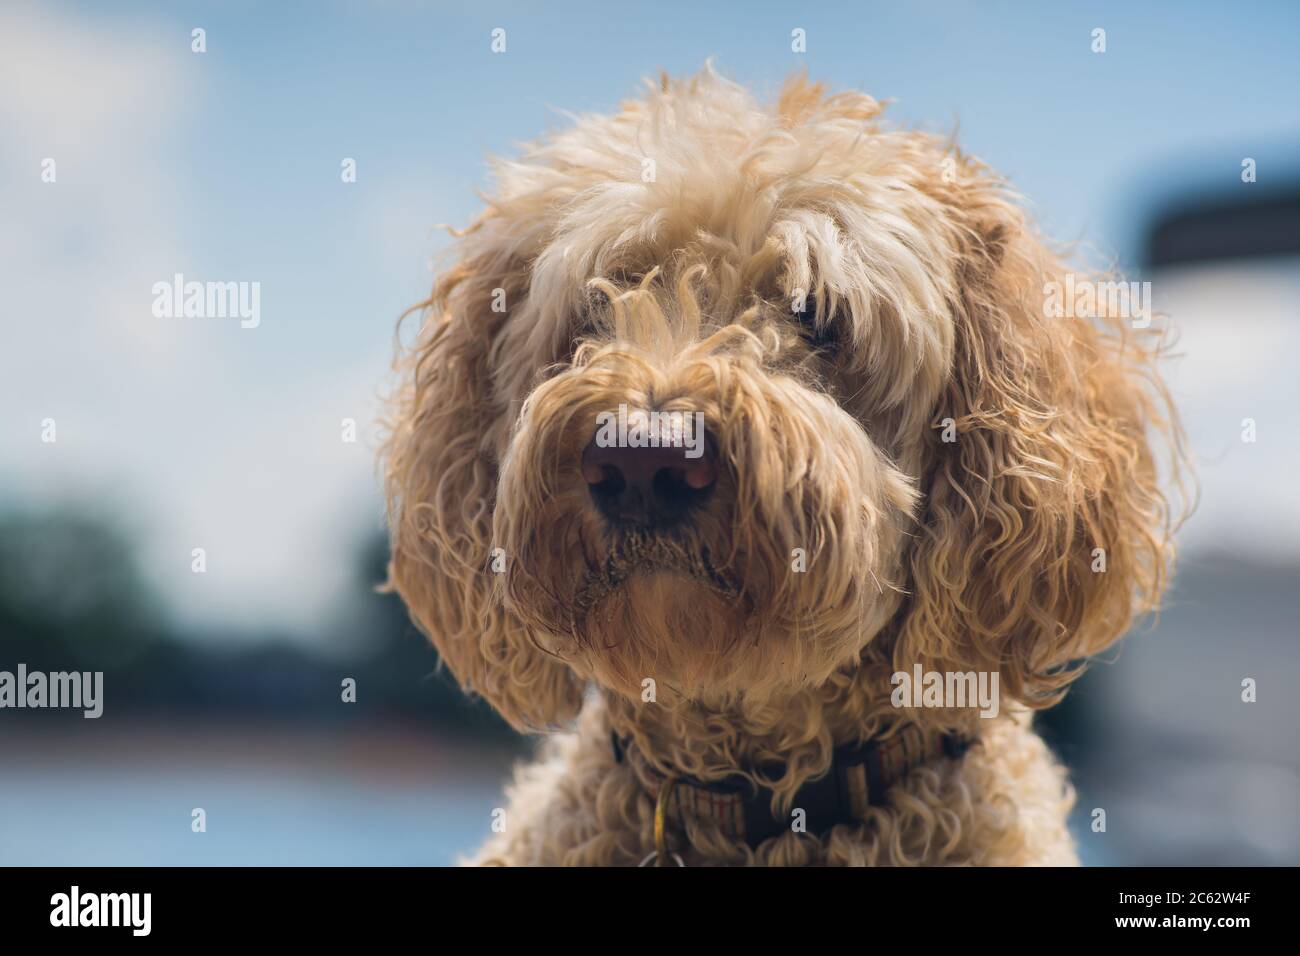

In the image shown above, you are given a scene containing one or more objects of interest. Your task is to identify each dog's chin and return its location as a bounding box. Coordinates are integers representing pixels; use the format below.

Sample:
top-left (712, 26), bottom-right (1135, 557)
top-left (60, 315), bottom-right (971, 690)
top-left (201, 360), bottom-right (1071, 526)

top-left (502, 509), bottom-right (905, 706)
top-left (574, 568), bottom-right (760, 702)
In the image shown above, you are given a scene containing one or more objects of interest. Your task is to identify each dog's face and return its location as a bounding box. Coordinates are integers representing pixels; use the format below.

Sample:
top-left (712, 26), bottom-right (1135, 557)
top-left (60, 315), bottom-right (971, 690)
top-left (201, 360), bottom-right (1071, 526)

top-left (384, 70), bottom-right (1177, 729)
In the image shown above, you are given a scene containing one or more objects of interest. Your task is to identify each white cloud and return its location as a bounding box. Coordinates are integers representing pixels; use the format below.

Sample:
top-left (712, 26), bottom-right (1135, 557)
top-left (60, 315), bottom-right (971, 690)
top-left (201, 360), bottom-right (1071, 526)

top-left (0, 5), bottom-right (389, 638)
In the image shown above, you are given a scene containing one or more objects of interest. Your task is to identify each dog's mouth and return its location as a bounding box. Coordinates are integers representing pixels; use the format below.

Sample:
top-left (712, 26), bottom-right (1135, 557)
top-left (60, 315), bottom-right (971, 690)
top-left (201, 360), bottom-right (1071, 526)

top-left (571, 528), bottom-right (740, 625)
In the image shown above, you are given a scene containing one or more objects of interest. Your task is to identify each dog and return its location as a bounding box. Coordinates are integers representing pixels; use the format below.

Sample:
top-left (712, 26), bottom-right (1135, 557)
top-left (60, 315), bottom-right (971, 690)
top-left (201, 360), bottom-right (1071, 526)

top-left (382, 67), bottom-right (1182, 865)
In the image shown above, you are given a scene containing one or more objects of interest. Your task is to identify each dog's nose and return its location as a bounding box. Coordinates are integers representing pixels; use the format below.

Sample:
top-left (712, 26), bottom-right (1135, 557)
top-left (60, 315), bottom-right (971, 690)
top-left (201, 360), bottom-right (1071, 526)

top-left (581, 432), bottom-right (718, 526)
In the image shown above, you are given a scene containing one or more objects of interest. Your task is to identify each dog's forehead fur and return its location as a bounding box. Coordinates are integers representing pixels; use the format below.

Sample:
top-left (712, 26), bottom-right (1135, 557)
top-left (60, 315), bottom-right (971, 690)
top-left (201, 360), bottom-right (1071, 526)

top-left (470, 69), bottom-right (963, 429)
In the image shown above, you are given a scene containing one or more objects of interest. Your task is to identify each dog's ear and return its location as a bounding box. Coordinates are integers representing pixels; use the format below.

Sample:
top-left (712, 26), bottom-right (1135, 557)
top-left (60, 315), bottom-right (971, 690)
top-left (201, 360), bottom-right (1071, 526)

top-left (383, 237), bottom-right (584, 732)
top-left (894, 179), bottom-right (1182, 708)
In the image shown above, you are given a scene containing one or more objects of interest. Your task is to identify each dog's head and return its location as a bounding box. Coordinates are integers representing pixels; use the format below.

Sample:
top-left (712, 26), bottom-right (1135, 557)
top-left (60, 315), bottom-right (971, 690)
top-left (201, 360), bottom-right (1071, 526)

top-left (383, 69), bottom-right (1180, 730)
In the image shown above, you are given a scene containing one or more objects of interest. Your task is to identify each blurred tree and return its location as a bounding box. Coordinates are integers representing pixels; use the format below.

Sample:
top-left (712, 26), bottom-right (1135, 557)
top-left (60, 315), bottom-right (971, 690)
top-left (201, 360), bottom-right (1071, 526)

top-left (0, 508), bottom-right (522, 745)
top-left (0, 509), bottom-right (162, 670)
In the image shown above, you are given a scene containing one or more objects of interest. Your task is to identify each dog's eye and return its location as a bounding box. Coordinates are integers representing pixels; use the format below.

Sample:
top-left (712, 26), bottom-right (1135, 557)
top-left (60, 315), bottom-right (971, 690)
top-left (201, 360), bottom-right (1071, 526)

top-left (575, 288), bottom-right (613, 341)
top-left (790, 292), bottom-right (840, 351)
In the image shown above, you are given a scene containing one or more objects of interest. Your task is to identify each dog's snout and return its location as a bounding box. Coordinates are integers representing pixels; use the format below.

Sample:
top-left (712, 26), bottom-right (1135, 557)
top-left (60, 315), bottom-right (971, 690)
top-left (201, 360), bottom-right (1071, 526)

top-left (581, 433), bottom-right (717, 527)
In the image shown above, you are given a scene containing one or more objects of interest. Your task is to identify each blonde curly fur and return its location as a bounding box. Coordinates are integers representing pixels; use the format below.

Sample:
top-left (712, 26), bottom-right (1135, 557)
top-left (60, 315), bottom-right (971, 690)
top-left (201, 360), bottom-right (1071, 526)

top-left (381, 67), bottom-right (1184, 866)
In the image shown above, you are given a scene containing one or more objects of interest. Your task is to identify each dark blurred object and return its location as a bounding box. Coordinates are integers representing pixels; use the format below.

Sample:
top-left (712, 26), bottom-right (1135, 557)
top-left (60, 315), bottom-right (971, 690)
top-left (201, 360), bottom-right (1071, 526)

top-left (1144, 183), bottom-right (1300, 269)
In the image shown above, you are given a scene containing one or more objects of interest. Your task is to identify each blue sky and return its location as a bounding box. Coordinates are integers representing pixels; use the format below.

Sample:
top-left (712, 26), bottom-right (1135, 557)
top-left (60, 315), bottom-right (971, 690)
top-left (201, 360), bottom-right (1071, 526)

top-left (3, 0), bottom-right (1298, 639)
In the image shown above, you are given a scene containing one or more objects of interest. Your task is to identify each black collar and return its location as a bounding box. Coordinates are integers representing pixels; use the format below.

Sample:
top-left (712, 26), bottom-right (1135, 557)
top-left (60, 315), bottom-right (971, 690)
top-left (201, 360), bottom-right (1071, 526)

top-left (614, 726), bottom-right (974, 848)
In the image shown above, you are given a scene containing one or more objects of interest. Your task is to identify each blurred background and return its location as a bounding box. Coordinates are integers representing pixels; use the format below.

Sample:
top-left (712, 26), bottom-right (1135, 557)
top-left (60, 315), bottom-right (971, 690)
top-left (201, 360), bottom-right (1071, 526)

top-left (1, 0), bottom-right (1297, 865)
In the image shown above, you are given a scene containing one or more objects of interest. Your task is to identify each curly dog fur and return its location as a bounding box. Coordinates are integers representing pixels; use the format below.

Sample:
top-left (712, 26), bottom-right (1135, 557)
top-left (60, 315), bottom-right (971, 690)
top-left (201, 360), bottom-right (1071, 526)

top-left (382, 67), bottom-right (1183, 866)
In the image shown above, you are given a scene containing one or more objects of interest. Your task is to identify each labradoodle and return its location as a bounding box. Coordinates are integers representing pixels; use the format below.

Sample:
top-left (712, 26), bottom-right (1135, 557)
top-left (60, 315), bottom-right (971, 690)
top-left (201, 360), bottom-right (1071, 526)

top-left (382, 67), bottom-right (1182, 866)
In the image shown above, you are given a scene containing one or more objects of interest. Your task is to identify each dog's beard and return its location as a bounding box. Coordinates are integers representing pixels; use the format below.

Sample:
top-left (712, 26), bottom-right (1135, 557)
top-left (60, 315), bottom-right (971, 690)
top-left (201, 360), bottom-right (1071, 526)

top-left (498, 496), bottom-right (908, 705)
top-left (502, 516), bottom-right (758, 700)
top-left (579, 578), bottom-right (749, 698)
top-left (566, 527), bottom-right (757, 701)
